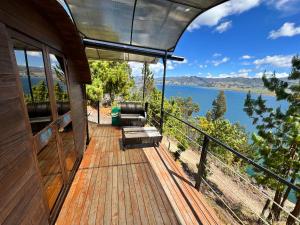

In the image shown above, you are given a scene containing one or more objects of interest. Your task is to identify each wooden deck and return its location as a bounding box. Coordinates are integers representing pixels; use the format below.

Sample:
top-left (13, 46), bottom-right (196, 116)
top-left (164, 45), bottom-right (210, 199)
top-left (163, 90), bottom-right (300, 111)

top-left (56, 125), bottom-right (221, 225)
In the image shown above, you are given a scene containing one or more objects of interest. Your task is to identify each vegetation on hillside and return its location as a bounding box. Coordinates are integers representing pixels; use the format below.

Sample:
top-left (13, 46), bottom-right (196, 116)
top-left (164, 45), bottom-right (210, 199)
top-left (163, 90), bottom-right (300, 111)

top-left (244, 56), bottom-right (300, 224)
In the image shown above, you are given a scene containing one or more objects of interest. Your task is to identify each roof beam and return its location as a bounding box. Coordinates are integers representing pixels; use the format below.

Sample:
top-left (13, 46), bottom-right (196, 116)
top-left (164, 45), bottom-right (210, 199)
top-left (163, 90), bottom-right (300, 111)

top-left (83, 38), bottom-right (185, 62)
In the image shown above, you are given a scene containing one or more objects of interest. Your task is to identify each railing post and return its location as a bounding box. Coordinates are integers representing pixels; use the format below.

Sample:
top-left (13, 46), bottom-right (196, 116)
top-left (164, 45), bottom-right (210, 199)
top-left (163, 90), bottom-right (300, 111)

top-left (160, 51), bottom-right (167, 134)
top-left (195, 135), bottom-right (209, 190)
top-left (97, 100), bottom-right (100, 124)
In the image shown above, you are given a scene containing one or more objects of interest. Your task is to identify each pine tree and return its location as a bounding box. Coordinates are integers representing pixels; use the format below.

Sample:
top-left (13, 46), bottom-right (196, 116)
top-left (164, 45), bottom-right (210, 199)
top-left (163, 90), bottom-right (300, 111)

top-left (244, 56), bottom-right (300, 224)
top-left (211, 90), bottom-right (227, 120)
top-left (32, 80), bottom-right (49, 102)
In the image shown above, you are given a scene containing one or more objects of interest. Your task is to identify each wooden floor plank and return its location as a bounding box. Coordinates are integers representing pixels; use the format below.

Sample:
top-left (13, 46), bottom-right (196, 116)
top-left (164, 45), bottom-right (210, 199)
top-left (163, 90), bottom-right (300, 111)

top-left (133, 163), bottom-right (156, 225)
top-left (103, 152), bottom-right (113, 225)
top-left (159, 145), bottom-right (221, 225)
top-left (122, 164), bottom-right (134, 225)
top-left (139, 163), bottom-right (165, 225)
top-left (144, 163), bottom-right (180, 225)
top-left (56, 125), bottom-right (221, 225)
top-left (117, 164), bottom-right (126, 225)
top-left (111, 165), bottom-right (118, 225)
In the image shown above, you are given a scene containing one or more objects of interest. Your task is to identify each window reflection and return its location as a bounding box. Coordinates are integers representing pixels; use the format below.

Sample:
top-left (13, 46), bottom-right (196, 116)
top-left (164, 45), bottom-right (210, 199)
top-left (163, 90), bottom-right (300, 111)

top-left (59, 121), bottom-right (77, 177)
top-left (50, 54), bottom-right (70, 115)
top-left (51, 54), bottom-right (77, 178)
top-left (37, 130), bottom-right (64, 211)
top-left (14, 42), bottom-right (52, 134)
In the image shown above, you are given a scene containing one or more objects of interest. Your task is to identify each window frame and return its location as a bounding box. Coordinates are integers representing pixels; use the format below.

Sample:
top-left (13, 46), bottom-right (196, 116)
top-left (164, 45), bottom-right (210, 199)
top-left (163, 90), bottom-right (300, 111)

top-left (7, 28), bottom-right (77, 216)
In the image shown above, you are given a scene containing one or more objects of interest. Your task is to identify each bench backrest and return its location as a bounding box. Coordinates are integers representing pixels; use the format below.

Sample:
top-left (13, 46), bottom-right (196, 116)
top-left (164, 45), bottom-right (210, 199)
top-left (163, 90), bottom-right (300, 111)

top-left (120, 102), bottom-right (145, 115)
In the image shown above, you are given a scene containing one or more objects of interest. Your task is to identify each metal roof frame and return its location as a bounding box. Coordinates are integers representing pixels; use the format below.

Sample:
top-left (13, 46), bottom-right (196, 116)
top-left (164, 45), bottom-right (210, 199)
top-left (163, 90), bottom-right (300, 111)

top-left (64, 0), bottom-right (229, 62)
top-left (83, 38), bottom-right (184, 61)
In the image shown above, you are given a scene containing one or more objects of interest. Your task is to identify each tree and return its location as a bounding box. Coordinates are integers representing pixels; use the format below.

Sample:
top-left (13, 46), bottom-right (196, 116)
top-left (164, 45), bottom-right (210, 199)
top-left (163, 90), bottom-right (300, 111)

top-left (31, 80), bottom-right (49, 102)
top-left (87, 61), bottom-right (134, 102)
top-left (86, 77), bottom-right (103, 102)
top-left (244, 56), bottom-right (300, 224)
top-left (198, 117), bottom-right (250, 165)
top-left (175, 96), bottom-right (200, 120)
top-left (142, 62), bottom-right (154, 101)
top-left (54, 82), bottom-right (68, 101)
top-left (209, 90), bottom-right (227, 120)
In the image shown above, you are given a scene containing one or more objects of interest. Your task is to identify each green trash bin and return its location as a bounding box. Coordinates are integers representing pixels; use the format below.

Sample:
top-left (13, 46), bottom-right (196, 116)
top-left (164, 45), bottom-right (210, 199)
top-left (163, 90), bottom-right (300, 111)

top-left (111, 106), bottom-right (121, 126)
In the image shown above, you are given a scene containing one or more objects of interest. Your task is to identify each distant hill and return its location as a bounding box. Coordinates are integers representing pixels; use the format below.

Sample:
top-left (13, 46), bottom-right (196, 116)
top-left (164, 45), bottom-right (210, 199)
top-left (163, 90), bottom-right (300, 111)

top-left (151, 76), bottom-right (294, 95)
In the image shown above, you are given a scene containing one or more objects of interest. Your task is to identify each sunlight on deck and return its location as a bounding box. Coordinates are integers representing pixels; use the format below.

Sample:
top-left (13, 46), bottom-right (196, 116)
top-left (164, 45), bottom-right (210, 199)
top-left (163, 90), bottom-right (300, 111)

top-left (56, 125), bottom-right (220, 225)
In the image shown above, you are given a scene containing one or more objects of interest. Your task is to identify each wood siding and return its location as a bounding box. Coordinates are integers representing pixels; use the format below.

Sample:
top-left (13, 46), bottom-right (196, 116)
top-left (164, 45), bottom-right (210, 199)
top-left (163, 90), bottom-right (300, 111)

top-left (0, 0), bottom-right (89, 224)
top-left (0, 23), bottom-right (49, 225)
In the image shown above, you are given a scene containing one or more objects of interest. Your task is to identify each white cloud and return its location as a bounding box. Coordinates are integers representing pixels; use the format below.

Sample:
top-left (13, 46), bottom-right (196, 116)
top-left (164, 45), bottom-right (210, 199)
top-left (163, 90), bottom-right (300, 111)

top-left (253, 55), bottom-right (293, 68)
top-left (27, 51), bottom-right (42, 57)
top-left (129, 60), bottom-right (175, 77)
top-left (269, 22), bottom-right (300, 39)
top-left (238, 68), bottom-right (252, 73)
top-left (267, 0), bottom-right (300, 14)
top-left (241, 55), bottom-right (253, 59)
top-left (187, 0), bottom-right (261, 31)
top-left (255, 71), bottom-right (289, 78)
top-left (206, 71), bottom-right (250, 78)
top-left (199, 64), bottom-right (208, 68)
top-left (211, 57), bottom-right (230, 66)
top-left (167, 61), bottom-right (175, 70)
top-left (213, 53), bottom-right (222, 57)
top-left (205, 70), bottom-right (289, 79)
top-left (128, 62), bottom-right (143, 77)
top-left (215, 21), bottom-right (232, 33)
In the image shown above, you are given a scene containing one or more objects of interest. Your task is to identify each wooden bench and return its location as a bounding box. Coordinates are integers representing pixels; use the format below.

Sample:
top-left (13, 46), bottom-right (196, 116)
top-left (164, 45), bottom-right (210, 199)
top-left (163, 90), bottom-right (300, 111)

top-left (122, 126), bottom-right (162, 149)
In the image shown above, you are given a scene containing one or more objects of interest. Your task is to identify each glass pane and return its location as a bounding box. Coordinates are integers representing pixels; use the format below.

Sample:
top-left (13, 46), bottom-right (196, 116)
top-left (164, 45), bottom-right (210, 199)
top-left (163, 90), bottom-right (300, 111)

top-left (132, 0), bottom-right (200, 50)
top-left (59, 120), bottom-right (77, 177)
top-left (49, 54), bottom-right (70, 115)
top-left (50, 54), bottom-right (77, 178)
top-left (13, 42), bottom-right (52, 134)
top-left (66, 0), bottom-right (135, 44)
top-left (37, 129), bottom-right (64, 211)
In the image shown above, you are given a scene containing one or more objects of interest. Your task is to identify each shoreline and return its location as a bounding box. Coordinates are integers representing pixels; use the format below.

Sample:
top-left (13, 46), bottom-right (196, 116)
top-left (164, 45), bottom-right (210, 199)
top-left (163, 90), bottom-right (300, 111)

top-left (156, 83), bottom-right (275, 96)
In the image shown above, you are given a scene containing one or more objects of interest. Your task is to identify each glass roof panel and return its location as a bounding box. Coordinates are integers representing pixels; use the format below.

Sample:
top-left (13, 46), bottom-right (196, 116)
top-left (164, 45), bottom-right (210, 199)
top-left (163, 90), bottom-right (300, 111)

top-left (65, 0), bottom-right (227, 61)
top-left (132, 0), bottom-right (200, 50)
top-left (66, 0), bottom-right (135, 44)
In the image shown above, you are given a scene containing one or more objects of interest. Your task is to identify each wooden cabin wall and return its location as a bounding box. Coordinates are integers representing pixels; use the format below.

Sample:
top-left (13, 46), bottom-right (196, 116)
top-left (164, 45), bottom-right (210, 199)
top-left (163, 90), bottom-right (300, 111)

top-left (0, 0), bottom-right (87, 224)
top-left (0, 0), bottom-right (87, 159)
top-left (0, 23), bottom-right (49, 225)
top-left (67, 61), bottom-right (87, 157)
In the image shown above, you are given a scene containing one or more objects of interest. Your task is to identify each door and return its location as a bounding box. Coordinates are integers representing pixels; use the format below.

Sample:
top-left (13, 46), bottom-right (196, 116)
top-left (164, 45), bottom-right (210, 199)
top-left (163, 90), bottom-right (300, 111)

top-left (12, 38), bottom-right (66, 213)
top-left (49, 52), bottom-right (78, 179)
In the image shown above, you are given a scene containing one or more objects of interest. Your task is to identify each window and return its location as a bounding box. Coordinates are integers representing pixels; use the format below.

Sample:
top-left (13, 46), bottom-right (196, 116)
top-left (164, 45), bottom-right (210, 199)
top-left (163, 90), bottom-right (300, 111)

top-left (36, 126), bottom-right (64, 211)
top-left (13, 40), bottom-right (64, 212)
top-left (50, 53), bottom-right (77, 178)
top-left (49, 54), bottom-right (70, 115)
top-left (14, 40), bottom-right (52, 134)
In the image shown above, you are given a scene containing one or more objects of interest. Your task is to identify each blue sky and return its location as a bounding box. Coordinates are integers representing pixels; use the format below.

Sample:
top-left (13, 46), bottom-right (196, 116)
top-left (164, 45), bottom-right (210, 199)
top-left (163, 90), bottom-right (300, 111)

top-left (129, 0), bottom-right (300, 78)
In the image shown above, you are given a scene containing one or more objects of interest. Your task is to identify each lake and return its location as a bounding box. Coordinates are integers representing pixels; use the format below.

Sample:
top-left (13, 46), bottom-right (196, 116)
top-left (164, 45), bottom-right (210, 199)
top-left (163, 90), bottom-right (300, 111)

top-left (157, 84), bottom-right (288, 135)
